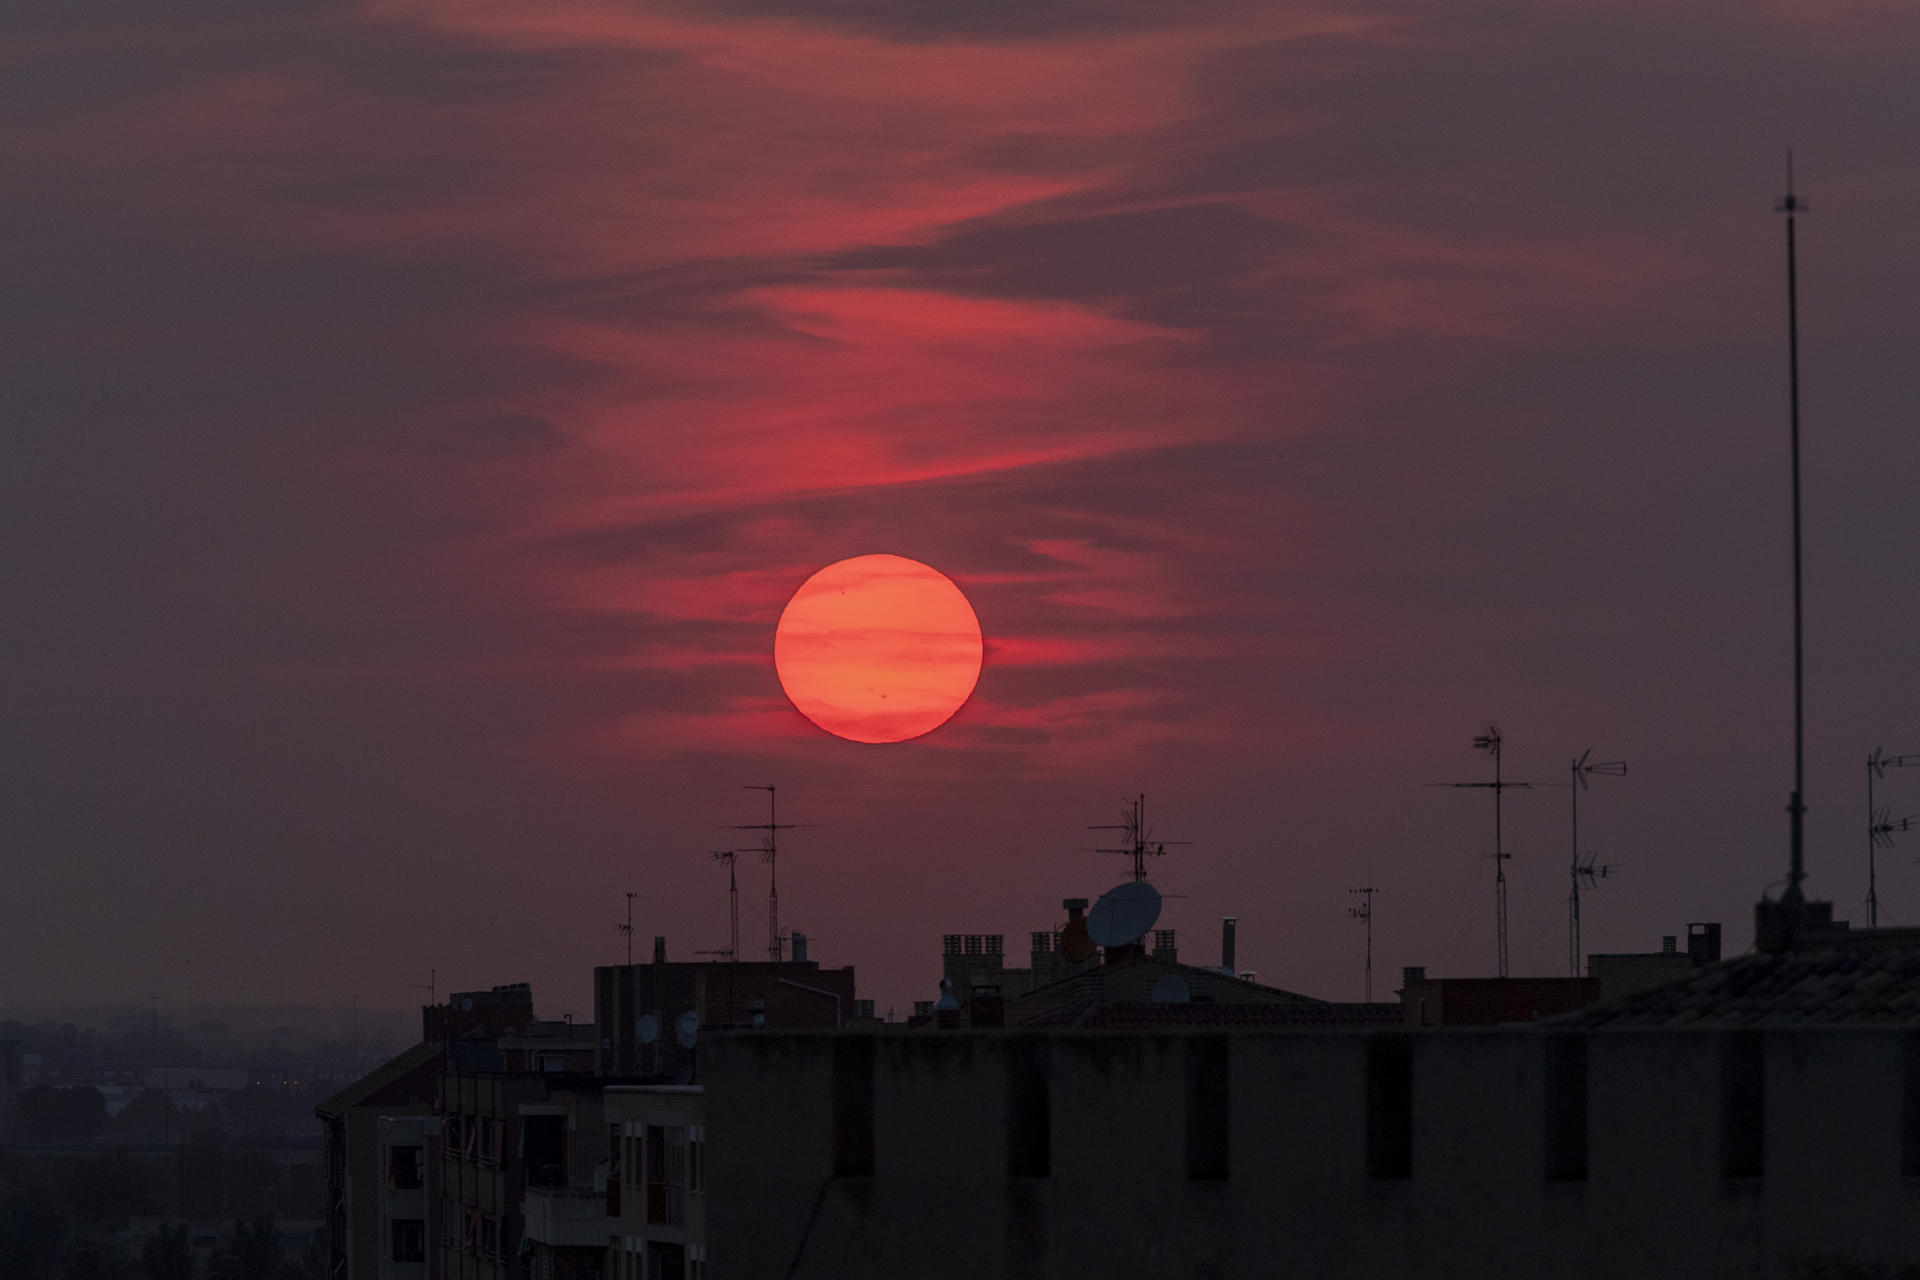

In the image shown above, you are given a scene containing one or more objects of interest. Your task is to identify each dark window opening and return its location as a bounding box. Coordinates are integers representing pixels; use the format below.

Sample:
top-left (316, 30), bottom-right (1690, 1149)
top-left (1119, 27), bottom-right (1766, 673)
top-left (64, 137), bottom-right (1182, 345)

top-left (1366, 1033), bottom-right (1413, 1180)
top-left (832, 1037), bottom-right (875, 1178)
top-left (1901, 1030), bottom-right (1920, 1178)
top-left (388, 1145), bottom-right (422, 1190)
top-left (1543, 1034), bottom-right (1588, 1181)
top-left (1720, 1029), bottom-right (1765, 1179)
top-left (1186, 1036), bottom-right (1230, 1181)
top-left (523, 1114), bottom-right (566, 1189)
top-left (391, 1219), bottom-right (425, 1263)
top-left (1007, 1036), bottom-right (1050, 1178)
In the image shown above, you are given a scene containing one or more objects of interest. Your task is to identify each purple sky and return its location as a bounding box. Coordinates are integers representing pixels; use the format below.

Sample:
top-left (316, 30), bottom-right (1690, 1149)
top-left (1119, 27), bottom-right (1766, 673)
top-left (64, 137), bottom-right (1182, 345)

top-left (5, 0), bottom-right (1920, 1020)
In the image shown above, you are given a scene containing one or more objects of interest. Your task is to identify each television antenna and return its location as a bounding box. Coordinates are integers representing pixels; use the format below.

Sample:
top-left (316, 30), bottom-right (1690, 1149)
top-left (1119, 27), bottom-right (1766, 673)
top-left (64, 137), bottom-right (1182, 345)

top-left (696, 850), bottom-right (741, 962)
top-left (407, 968), bottom-right (437, 1007)
top-left (1087, 794), bottom-right (1188, 882)
top-left (1865, 749), bottom-right (1920, 927)
top-left (733, 785), bottom-right (808, 962)
top-left (614, 863), bottom-right (644, 967)
top-left (1568, 748), bottom-right (1627, 989)
top-left (1429, 727), bottom-right (1536, 977)
top-left (1347, 887), bottom-right (1381, 1001)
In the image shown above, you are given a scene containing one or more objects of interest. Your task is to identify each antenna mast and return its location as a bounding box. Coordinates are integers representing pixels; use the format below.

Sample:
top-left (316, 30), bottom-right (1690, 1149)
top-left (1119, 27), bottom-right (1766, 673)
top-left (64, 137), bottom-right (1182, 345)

top-left (615, 863), bottom-right (639, 966)
top-left (1568, 749), bottom-right (1627, 995)
top-left (705, 850), bottom-right (741, 961)
top-left (1430, 727), bottom-right (1534, 977)
top-left (1087, 794), bottom-right (1187, 882)
top-left (1347, 887), bottom-right (1381, 1000)
top-left (1865, 749), bottom-right (1920, 928)
top-left (1778, 153), bottom-right (1810, 918)
top-left (737, 785), bottom-right (798, 962)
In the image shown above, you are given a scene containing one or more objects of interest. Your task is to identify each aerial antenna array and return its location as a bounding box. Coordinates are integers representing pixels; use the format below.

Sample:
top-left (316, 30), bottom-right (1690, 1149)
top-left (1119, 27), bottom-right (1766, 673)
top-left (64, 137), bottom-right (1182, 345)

top-left (696, 849), bottom-right (742, 962)
top-left (733, 785), bottom-right (806, 963)
top-left (1568, 748), bottom-right (1627, 990)
top-left (1087, 794), bottom-right (1187, 882)
top-left (1865, 748), bottom-right (1920, 928)
top-left (1430, 727), bottom-right (1536, 978)
top-left (1347, 887), bottom-right (1381, 1001)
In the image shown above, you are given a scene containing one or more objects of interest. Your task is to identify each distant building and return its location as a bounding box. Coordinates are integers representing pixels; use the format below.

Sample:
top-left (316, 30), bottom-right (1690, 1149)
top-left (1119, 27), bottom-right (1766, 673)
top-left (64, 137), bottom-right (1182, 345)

top-left (593, 935), bottom-right (859, 1079)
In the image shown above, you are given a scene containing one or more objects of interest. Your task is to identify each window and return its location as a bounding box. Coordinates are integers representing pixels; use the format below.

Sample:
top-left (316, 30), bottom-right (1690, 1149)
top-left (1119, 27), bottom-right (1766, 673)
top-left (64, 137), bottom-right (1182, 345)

top-left (1006, 1036), bottom-right (1050, 1178)
top-left (391, 1219), bottom-right (425, 1263)
top-left (832, 1037), bottom-right (875, 1178)
top-left (1720, 1030), bottom-right (1764, 1179)
top-left (1543, 1034), bottom-right (1588, 1182)
top-left (1903, 1031), bottom-right (1920, 1178)
top-left (646, 1125), bottom-right (688, 1227)
top-left (1366, 1033), bottom-right (1414, 1180)
top-left (688, 1132), bottom-right (703, 1194)
top-left (478, 1214), bottom-right (498, 1259)
top-left (388, 1145), bottom-right (423, 1189)
top-left (1185, 1036), bottom-right (1229, 1181)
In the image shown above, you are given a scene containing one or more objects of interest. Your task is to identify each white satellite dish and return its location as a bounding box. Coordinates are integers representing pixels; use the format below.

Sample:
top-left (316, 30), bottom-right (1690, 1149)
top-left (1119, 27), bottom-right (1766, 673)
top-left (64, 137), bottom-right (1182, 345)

top-left (1086, 881), bottom-right (1162, 947)
top-left (459, 997), bottom-right (474, 1012)
top-left (635, 1014), bottom-right (658, 1044)
top-left (1150, 974), bottom-right (1191, 1004)
top-left (675, 1011), bottom-right (700, 1049)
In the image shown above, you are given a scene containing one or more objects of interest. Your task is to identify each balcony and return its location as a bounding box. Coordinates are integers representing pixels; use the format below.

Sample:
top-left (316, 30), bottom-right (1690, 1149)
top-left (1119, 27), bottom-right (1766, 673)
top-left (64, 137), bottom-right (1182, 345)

top-left (522, 1186), bottom-right (608, 1249)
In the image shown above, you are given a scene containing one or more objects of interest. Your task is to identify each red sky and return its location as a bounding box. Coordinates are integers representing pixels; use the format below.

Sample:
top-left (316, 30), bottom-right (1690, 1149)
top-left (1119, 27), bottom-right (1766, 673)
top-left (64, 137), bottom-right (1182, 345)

top-left (5, 0), bottom-right (1920, 1019)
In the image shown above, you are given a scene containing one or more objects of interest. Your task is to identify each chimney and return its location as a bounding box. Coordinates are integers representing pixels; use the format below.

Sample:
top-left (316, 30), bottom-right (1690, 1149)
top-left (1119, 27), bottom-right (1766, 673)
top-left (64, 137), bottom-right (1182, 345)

top-left (1221, 917), bottom-right (1237, 972)
top-left (1661, 936), bottom-right (1677, 954)
top-left (653, 936), bottom-right (666, 964)
top-left (1687, 922), bottom-right (1723, 965)
top-left (791, 931), bottom-right (808, 963)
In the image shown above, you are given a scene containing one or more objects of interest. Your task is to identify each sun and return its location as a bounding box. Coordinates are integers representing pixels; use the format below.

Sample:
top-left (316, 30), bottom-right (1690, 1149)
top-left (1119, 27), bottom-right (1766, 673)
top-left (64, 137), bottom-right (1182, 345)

top-left (773, 554), bottom-right (983, 743)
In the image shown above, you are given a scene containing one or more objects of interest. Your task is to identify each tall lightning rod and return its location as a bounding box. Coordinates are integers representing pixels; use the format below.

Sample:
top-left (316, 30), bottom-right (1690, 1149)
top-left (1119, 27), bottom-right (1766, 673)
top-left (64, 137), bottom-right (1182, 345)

top-left (1777, 153), bottom-right (1811, 925)
top-left (1866, 749), bottom-right (1920, 928)
top-left (1429, 727), bottom-right (1536, 977)
top-left (1568, 748), bottom-right (1628, 996)
top-left (1347, 887), bottom-right (1382, 1001)
top-left (736, 785), bottom-right (801, 963)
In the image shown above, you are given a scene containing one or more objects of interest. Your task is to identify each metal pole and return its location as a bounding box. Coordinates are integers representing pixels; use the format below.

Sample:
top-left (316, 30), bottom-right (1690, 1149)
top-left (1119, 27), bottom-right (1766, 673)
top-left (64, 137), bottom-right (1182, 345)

top-left (1868, 758), bottom-right (1878, 928)
top-left (1780, 155), bottom-right (1808, 904)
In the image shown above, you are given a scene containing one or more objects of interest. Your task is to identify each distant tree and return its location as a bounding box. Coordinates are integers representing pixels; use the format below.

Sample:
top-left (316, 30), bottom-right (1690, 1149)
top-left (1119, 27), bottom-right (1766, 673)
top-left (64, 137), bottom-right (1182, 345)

top-left (216, 1214), bottom-right (280, 1280)
top-left (63, 1152), bottom-right (160, 1223)
top-left (142, 1222), bottom-right (195, 1280)
top-left (112, 1089), bottom-right (181, 1139)
top-left (9, 1085), bottom-right (108, 1144)
top-left (0, 1179), bottom-right (74, 1275)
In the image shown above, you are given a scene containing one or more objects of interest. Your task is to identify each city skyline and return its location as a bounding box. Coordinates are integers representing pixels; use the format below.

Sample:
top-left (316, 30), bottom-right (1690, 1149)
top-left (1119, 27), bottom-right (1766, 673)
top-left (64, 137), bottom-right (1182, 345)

top-left (6, 0), bottom-right (1920, 1020)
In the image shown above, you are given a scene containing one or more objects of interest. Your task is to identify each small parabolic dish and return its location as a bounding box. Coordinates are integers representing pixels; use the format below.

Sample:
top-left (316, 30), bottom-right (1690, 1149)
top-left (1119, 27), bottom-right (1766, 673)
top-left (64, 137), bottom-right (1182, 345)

top-left (1150, 974), bottom-right (1191, 1004)
top-left (636, 1014), bottom-right (659, 1044)
top-left (675, 1011), bottom-right (701, 1048)
top-left (1086, 881), bottom-right (1163, 947)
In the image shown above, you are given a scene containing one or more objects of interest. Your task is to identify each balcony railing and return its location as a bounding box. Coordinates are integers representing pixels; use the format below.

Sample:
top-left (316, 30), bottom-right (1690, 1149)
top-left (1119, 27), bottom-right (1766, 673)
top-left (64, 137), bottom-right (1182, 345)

top-left (522, 1186), bottom-right (608, 1249)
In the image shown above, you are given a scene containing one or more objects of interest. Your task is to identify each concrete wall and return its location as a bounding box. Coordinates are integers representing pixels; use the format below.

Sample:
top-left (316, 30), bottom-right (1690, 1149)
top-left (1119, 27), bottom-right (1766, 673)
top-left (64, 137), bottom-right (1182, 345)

top-left (707, 1028), bottom-right (1920, 1280)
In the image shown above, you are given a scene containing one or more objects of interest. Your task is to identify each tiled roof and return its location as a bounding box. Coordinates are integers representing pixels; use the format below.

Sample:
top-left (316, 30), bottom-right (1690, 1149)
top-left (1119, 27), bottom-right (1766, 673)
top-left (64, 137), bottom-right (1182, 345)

top-left (314, 1040), bottom-right (443, 1119)
top-left (1008, 955), bottom-right (1352, 1029)
top-left (1559, 936), bottom-right (1920, 1029)
top-left (1068, 1001), bottom-right (1405, 1031)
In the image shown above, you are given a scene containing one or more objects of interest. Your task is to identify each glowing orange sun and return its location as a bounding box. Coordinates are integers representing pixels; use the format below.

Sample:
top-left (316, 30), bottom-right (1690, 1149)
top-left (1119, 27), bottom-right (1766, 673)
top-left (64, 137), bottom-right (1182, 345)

top-left (773, 554), bottom-right (983, 743)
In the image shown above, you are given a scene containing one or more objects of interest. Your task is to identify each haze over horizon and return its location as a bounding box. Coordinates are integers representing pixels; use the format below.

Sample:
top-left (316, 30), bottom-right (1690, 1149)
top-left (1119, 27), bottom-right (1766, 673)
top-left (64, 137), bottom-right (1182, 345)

top-left (6, 0), bottom-right (1920, 1021)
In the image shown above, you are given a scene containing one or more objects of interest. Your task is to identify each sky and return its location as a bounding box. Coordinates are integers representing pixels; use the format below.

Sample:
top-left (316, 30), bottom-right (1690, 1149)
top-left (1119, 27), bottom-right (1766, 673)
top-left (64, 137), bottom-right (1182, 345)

top-left (5, 0), bottom-right (1920, 1021)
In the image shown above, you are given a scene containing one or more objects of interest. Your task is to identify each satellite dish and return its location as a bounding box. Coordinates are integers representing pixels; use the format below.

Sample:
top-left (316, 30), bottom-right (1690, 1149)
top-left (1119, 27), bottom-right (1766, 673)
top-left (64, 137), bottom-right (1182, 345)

top-left (459, 997), bottom-right (473, 1013)
top-left (1150, 974), bottom-right (1191, 1004)
top-left (1086, 881), bottom-right (1162, 947)
top-left (674, 1011), bottom-right (700, 1048)
top-left (636, 1014), bottom-right (658, 1044)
